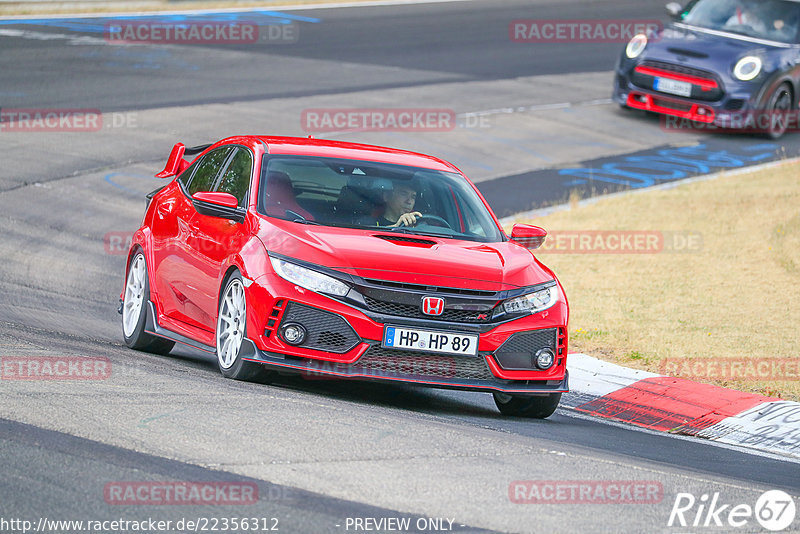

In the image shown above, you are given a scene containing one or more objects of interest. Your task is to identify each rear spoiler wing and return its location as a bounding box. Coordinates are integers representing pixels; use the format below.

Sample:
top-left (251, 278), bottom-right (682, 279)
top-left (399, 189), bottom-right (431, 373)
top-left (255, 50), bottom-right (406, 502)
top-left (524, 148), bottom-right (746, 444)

top-left (155, 142), bottom-right (212, 178)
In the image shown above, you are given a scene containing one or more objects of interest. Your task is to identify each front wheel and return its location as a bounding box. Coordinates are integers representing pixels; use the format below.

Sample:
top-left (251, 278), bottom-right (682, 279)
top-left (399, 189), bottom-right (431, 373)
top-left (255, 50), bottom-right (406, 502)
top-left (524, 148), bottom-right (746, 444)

top-left (121, 252), bottom-right (175, 355)
top-left (764, 83), bottom-right (792, 140)
top-left (493, 392), bottom-right (561, 418)
top-left (216, 273), bottom-right (273, 382)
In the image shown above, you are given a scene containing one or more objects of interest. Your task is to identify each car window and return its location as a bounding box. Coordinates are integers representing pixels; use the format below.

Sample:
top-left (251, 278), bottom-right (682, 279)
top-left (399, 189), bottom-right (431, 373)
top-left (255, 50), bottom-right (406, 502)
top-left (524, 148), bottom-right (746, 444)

top-left (682, 0), bottom-right (800, 43)
top-left (215, 147), bottom-right (253, 207)
top-left (257, 155), bottom-right (504, 243)
top-left (176, 159), bottom-right (200, 190)
top-left (186, 147), bottom-right (232, 196)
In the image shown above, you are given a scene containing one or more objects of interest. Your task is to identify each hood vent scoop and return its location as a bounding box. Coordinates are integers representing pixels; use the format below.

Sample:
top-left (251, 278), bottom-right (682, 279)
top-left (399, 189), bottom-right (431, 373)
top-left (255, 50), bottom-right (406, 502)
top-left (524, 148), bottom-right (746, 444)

top-left (373, 234), bottom-right (436, 246)
top-left (668, 47), bottom-right (708, 58)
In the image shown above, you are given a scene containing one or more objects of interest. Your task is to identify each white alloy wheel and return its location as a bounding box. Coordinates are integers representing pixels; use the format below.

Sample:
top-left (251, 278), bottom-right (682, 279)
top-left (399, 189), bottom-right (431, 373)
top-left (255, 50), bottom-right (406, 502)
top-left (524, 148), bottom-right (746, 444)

top-left (122, 254), bottom-right (146, 338)
top-left (217, 278), bottom-right (247, 369)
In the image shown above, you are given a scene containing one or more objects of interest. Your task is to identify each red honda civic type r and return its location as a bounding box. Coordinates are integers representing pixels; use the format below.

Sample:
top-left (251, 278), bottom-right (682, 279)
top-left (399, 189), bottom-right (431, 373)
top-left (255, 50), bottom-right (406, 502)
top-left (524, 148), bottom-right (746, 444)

top-left (120, 136), bottom-right (569, 418)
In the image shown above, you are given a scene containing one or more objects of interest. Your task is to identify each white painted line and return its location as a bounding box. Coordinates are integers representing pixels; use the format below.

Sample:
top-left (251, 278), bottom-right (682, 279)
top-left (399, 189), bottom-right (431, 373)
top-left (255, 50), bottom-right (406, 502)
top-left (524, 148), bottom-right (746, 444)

top-left (0, 27), bottom-right (108, 44)
top-left (0, 0), bottom-right (474, 21)
top-left (458, 98), bottom-right (612, 118)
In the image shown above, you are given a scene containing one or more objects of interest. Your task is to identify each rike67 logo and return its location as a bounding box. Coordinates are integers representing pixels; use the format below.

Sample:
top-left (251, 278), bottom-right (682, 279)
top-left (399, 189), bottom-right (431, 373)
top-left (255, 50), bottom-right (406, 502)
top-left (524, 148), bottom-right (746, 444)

top-left (668, 490), bottom-right (796, 531)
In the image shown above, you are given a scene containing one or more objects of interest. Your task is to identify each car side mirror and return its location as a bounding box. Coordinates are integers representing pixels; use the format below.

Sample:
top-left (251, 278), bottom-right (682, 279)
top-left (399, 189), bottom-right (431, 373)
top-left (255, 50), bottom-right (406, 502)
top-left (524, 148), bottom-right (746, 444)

top-left (510, 224), bottom-right (547, 249)
top-left (191, 192), bottom-right (245, 223)
top-left (665, 2), bottom-right (683, 18)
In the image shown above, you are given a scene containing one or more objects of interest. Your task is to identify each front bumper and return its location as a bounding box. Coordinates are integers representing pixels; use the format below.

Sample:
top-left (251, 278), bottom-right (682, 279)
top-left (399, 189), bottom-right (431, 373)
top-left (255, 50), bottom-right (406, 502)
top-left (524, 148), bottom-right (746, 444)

top-left (240, 338), bottom-right (569, 395)
top-left (242, 272), bottom-right (569, 395)
top-left (614, 61), bottom-right (762, 128)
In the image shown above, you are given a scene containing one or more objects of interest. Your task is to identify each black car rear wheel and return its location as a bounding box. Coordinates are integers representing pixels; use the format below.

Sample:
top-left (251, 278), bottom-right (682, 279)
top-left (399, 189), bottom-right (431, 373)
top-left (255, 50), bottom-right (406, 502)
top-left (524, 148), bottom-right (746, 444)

top-left (493, 392), bottom-right (561, 418)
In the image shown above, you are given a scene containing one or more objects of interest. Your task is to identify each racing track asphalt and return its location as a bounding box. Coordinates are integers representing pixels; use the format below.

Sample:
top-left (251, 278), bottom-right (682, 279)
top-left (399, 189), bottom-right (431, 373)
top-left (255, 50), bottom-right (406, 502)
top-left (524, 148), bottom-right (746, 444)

top-left (1, 1), bottom-right (799, 532)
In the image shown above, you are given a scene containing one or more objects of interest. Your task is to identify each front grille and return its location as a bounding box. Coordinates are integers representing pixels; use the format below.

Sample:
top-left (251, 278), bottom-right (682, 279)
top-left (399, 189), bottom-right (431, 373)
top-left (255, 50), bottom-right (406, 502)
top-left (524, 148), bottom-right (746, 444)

top-left (364, 278), bottom-right (496, 297)
top-left (641, 60), bottom-right (717, 80)
top-left (652, 97), bottom-right (692, 111)
top-left (279, 302), bottom-right (360, 353)
top-left (493, 329), bottom-right (557, 370)
top-left (354, 345), bottom-right (495, 381)
top-left (632, 60), bottom-right (723, 102)
top-left (364, 295), bottom-right (494, 324)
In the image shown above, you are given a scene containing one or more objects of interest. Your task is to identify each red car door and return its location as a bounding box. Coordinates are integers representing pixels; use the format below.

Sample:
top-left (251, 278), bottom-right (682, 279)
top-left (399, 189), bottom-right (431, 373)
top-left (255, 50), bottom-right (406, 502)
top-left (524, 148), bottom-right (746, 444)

top-left (151, 146), bottom-right (233, 330)
top-left (181, 146), bottom-right (254, 331)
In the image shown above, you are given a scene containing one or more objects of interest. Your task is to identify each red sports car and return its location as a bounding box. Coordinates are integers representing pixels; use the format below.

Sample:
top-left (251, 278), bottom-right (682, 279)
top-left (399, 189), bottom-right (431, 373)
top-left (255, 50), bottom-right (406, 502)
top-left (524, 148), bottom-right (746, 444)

top-left (120, 136), bottom-right (569, 418)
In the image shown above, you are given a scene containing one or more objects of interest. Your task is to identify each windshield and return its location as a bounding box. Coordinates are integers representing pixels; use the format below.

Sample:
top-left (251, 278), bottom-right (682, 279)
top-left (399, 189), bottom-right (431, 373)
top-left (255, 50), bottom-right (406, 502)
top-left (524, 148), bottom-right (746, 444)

top-left (257, 155), bottom-right (504, 243)
top-left (681, 0), bottom-right (800, 43)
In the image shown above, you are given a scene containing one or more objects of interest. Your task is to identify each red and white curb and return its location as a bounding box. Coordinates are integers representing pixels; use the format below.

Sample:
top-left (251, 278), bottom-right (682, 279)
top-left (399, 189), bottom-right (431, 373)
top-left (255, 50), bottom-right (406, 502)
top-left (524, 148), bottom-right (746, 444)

top-left (567, 353), bottom-right (800, 460)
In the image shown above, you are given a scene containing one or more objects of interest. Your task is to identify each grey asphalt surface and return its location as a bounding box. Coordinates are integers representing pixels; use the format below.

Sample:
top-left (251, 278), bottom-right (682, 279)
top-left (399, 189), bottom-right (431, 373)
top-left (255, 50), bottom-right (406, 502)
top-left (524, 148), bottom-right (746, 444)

top-left (1, 1), bottom-right (799, 533)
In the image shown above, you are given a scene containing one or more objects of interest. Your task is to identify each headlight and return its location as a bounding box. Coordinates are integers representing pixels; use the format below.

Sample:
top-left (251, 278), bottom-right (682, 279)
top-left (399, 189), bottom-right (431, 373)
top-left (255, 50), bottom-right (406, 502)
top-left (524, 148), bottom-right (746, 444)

top-left (625, 34), bottom-right (648, 59)
top-left (270, 257), bottom-right (349, 297)
top-left (733, 56), bottom-right (762, 81)
top-left (503, 285), bottom-right (558, 314)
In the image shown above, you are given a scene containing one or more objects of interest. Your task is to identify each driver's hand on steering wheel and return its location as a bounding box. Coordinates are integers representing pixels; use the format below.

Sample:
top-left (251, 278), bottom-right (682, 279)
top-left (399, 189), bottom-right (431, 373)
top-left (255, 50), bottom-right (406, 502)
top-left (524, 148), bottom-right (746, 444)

top-left (391, 211), bottom-right (423, 227)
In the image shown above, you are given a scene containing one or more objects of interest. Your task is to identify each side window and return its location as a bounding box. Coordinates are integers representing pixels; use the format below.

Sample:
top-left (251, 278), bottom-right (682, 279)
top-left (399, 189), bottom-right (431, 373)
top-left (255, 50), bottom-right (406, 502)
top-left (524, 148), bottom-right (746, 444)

top-left (176, 159), bottom-right (199, 189)
top-left (186, 147), bottom-right (232, 196)
top-left (215, 148), bottom-right (253, 206)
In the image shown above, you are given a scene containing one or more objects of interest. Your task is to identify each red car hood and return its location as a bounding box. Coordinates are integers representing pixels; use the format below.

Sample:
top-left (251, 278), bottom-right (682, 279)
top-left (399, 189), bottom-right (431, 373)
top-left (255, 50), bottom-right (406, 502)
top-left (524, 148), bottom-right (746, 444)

top-left (259, 220), bottom-right (554, 291)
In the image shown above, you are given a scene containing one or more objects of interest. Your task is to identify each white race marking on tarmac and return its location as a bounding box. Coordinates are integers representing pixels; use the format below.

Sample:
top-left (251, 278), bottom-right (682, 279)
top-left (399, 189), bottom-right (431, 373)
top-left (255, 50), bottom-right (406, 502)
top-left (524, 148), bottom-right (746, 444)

top-left (0, 0), bottom-right (474, 21)
top-left (0, 28), bottom-right (109, 45)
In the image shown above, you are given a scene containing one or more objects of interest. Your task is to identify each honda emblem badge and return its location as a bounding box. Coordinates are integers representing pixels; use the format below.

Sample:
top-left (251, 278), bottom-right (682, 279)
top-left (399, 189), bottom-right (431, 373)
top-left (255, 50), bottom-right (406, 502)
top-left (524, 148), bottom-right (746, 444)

top-left (421, 296), bottom-right (445, 316)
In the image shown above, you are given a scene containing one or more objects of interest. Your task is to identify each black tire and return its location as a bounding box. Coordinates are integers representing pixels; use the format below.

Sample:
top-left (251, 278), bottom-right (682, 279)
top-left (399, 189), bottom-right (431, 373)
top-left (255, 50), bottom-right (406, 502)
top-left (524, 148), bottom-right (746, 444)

top-left (121, 252), bottom-right (175, 355)
top-left (216, 272), bottom-right (273, 383)
top-left (493, 392), bottom-right (561, 418)
top-left (764, 83), bottom-right (793, 140)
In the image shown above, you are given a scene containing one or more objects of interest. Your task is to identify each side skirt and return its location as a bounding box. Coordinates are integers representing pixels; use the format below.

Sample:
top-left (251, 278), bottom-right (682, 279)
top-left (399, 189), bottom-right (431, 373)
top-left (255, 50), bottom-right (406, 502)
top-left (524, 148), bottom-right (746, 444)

top-left (143, 301), bottom-right (216, 354)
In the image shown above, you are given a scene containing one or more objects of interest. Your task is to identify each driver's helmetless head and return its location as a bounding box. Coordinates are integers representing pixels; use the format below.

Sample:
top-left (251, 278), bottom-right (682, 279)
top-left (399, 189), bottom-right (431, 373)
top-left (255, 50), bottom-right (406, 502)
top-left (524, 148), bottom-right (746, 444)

top-left (387, 183), bottom-right (418, 215)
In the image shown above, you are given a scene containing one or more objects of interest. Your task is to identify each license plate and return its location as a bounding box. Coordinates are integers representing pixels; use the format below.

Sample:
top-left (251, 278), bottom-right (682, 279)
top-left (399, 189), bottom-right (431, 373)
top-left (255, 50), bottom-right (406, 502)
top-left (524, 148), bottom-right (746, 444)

top-left (382, 326), bottom-right (478, 356)
top-left (653, 77), bottom-right (692, 97)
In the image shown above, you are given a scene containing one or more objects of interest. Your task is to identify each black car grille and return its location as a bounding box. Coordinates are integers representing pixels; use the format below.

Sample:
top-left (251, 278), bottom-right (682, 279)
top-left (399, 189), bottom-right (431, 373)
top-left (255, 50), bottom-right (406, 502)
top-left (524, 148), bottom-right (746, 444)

top-left (493, 329), bottom-right (557, 370)
top-left (354, 345), bottom-right (495, 381)
top-left (363, 278), bottom-right (496, 297)
top-left (364, 295), bottom-right (494, 324)
top-left (279, 302), bottom-right (361, 353)
top-left (632, 60), bottom-right (723, 102)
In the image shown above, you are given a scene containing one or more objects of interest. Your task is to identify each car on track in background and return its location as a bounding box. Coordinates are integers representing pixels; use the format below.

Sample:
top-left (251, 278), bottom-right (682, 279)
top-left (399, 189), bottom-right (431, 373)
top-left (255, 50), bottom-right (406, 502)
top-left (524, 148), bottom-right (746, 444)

top-left (614, 0), bottom-right (800, 138)
top-left (119, 136), bottom-right (569, 418)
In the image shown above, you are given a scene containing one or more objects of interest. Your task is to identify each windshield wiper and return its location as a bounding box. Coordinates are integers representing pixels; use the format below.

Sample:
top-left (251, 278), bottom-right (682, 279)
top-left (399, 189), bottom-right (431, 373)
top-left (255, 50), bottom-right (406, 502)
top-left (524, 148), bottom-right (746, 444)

top-left (286, 210), bottom-right (322, 225)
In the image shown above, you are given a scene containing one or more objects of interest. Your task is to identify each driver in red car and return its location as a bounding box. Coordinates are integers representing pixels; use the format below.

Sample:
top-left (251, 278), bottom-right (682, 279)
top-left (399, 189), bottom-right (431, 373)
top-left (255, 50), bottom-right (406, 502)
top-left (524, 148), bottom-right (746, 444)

top-left (376, 180), bottom-right (423, 227)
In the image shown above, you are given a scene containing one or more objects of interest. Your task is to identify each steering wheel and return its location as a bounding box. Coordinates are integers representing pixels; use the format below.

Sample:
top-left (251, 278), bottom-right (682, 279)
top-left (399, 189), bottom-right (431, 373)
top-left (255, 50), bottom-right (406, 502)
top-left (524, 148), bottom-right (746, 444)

top-left (415, 214), bottom-right (452, 229)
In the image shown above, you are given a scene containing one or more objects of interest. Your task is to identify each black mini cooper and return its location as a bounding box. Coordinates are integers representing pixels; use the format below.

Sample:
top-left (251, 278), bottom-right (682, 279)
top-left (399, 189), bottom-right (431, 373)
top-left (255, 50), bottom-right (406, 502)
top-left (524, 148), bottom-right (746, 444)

top-left (614, 0), bottom-right (800, 138)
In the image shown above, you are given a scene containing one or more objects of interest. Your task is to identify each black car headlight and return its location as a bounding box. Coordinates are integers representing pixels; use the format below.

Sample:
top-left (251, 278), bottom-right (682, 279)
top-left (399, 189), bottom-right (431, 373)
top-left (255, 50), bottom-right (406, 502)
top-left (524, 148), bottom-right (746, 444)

top-left (503, 285), bottom-right (558, 315)
top-left (733, 56), bottom-right (762, 81)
